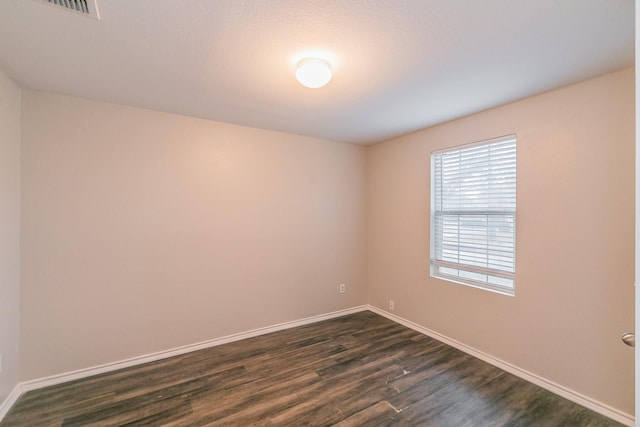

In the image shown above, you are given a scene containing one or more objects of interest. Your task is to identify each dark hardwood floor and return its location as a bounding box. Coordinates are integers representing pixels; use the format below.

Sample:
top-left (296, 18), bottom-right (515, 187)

top-left (0, 311), bottom-right (623, 426)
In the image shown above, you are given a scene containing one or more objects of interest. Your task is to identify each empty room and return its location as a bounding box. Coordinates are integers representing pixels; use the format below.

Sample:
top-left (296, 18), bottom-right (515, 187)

top-left (0, 0), bottom-right (636, 425)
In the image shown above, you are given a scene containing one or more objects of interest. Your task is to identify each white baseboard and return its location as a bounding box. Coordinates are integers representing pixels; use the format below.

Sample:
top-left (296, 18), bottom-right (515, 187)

top-left (0, 384), bottom-right (22, 421)
top-left (0, 305), bottom-right (367, 421)
top-left (367, 305), bottom-right (634, 427)
top-left (2, 304), bottom-right (633, 426)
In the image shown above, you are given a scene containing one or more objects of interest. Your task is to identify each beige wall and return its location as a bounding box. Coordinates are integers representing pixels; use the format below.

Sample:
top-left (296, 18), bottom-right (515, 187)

top-left (20, 92), bottom-right (367, 380)
top-left (0, 70), bottom-right (21, 402)
top-left (14, 68), bottom-right (635, 416)
top-left (367, 68), bottom-right (635, 415)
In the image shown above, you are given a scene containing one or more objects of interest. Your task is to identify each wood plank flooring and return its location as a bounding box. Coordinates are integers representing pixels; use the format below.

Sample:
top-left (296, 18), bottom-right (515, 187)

top-left (0, 311), bottom-right (623, 426)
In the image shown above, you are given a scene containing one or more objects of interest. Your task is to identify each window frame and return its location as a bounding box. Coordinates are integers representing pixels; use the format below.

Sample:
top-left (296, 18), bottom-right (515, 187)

top-left (430, 134), bottom-right (517, 296)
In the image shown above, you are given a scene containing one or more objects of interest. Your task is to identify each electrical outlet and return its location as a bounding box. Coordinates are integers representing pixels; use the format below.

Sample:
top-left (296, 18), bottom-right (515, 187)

top-left (389, 300), bottom-right (395, 311)
top-left (339, 284), bottom-right (346, 294)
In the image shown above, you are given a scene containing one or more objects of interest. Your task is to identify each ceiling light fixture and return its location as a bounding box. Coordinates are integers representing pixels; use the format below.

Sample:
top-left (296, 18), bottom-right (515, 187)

top-left (296, 58), bottom-right (332, 88)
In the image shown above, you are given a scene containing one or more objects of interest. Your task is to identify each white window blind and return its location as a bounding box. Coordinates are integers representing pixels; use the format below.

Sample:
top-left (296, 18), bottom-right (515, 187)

top-left (431, 135), bottom-right (516, 295)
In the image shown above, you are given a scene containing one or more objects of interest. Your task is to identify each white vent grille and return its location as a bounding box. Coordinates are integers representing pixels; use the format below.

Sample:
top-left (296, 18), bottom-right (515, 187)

top-left (36, 0), bottom-right (100, 20)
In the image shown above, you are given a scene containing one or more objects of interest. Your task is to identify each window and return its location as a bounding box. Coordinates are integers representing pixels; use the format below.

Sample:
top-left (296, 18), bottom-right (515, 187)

top-left (430, 135), bottom-right (516, 295)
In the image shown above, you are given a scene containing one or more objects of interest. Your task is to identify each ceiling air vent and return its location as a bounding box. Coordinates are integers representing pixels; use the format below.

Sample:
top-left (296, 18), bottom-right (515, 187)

top-left (37, 0), bottom-right (100, 20)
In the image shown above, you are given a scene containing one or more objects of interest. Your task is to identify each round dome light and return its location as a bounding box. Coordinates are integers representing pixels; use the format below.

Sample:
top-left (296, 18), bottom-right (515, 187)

top-left (296, 58), bottom-right (332, 88)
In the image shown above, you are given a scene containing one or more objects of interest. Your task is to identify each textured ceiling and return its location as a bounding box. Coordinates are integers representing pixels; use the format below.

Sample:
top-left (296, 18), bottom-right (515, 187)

top-left (0, 0), bottom-right (634, 144)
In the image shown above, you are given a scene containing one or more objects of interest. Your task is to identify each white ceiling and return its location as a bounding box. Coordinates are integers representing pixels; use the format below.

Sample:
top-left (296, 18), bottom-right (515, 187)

top-left (0, 0), bottom-right (634, 145)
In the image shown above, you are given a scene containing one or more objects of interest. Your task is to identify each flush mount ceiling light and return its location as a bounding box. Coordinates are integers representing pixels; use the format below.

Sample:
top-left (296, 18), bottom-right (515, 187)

top-left (296, 58), bottom-right (332, 88)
